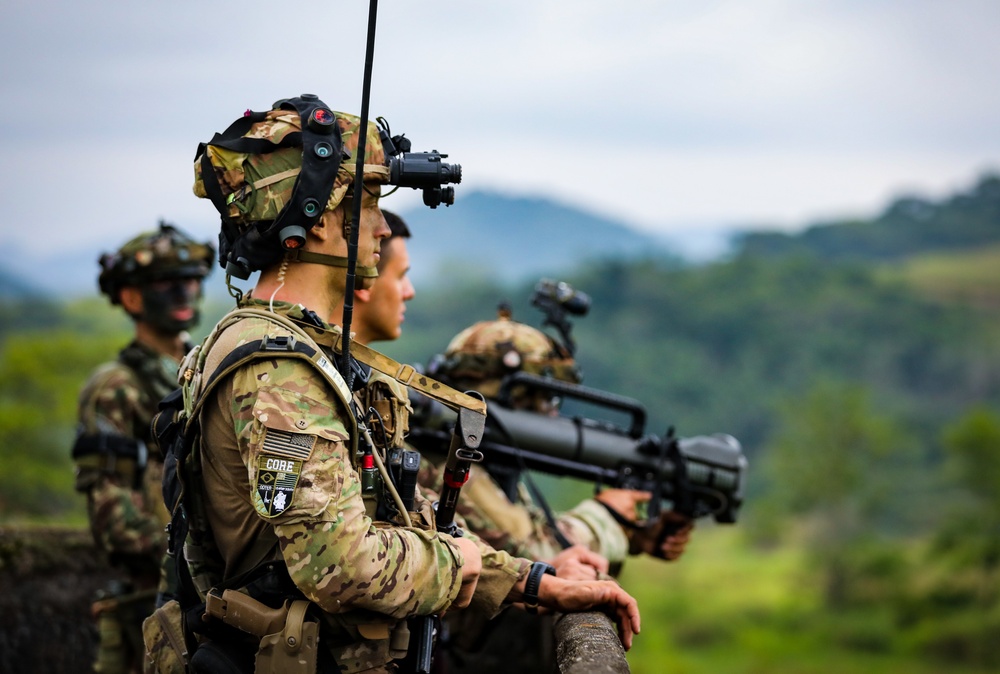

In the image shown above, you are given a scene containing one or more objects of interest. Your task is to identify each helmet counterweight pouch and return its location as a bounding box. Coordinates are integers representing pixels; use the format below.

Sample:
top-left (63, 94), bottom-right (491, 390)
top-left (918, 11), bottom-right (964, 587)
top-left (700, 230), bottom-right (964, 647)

top-left (196, 95), bottom-right (345, 279)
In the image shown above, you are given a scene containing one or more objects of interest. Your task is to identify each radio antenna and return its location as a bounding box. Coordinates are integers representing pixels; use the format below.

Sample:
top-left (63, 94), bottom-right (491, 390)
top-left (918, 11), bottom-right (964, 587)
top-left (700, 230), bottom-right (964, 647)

top-left (341, 0), bottom-right (379, 387)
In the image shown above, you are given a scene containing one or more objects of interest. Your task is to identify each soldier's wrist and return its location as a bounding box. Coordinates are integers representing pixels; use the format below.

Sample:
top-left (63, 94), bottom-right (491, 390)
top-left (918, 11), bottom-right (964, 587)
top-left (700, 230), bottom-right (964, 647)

top-left (522, 561), bottom-right (556, 614)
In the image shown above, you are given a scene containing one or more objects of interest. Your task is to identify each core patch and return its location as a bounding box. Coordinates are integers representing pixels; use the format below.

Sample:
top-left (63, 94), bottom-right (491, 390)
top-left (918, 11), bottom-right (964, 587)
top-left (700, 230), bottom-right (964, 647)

top-left (253, 454), bottom-right (303, 518)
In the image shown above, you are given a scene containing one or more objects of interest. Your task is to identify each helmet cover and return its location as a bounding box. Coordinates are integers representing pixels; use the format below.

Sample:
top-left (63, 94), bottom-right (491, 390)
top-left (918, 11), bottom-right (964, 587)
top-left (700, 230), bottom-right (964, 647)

top-left (434, 316), bottom-right (581, 401)
top-left (193, 95), bottom-right (390, 277)
top-left (98, 221), bottom-right (213, 304)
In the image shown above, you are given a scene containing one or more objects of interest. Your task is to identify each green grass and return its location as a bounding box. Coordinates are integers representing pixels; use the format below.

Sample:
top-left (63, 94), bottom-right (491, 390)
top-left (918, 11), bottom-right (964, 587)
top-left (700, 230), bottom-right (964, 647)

top-left (616, 527), bottom-right (995, 674)
top-left (878, 244), bottom-right (1000, 309)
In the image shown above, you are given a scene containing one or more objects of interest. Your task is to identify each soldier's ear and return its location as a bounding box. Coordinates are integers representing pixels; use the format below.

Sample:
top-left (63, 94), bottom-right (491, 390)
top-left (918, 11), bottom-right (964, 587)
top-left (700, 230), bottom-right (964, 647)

top-left (119, 286), bottom-right (144, 315)
top-left (354, 288), bottom-right (372, 304)
top-left (309, 210), bottom-right (342, 244)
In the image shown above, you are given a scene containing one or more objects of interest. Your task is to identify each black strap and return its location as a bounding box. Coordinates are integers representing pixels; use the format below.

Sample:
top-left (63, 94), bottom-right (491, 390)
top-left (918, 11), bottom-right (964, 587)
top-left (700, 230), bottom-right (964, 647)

top-left (595, 499), bottom-right (643, 531)
top-left (209, 132), bottom-right (303, 156)
top-left (71, 431), bottom-right (140, 460)
top-left (520, 464), bottom-right (573, 551)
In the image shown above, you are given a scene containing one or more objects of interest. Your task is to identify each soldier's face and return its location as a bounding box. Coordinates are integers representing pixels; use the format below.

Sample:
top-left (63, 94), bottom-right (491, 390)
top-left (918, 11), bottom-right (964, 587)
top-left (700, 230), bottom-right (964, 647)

top-left (356, 237), bottom-right (415, 343)
top-left (334, 183), bottom-right (390, 290)
top-left (123, 277), bottom-right (203, 334)
top-left (359, 187), bottom-right (391, 283)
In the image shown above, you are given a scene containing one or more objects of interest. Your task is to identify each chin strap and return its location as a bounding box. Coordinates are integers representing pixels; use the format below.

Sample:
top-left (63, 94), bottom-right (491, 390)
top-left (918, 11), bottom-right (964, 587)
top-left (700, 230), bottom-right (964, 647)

top-left (283, 248), bottom-right (378, 279)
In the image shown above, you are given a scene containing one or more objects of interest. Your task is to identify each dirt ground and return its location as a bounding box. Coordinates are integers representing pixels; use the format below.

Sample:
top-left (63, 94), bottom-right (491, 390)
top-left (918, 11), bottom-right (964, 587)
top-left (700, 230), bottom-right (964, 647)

top-left (0, 525), bottom-right (116, 674)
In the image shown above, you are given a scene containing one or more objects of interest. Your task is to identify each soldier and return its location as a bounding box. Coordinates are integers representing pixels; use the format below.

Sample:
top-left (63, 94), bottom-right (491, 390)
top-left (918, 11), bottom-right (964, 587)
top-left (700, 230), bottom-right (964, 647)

top-left (427, 311), bottom-right (696, 567)
top-left (156, 95), bottom-right (639, 674)
top-left (72, 222), bottom-right (213, 673)
top-left (421, 310), bottom-right (696, 673)
top-left (346, 209), bottom-right (414, 345)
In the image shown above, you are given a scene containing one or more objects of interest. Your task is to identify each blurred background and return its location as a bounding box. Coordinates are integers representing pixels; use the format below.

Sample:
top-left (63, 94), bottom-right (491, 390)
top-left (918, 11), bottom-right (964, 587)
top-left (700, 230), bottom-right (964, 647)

top-left (2, 2), bottom-right (999, 672)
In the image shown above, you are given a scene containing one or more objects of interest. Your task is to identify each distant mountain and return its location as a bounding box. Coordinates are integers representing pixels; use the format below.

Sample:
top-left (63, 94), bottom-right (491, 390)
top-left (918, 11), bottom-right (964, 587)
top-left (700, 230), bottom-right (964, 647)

top-left (0, 263), bottom-right (53, 299)
top-left (1, 243), bottom-right (96, 300)
top-left (397, 190), bottom-right (685, 285)
top-left (736, 173), bottom-right (1000, 261)
top-left (0, 190), bottom-right (721, 300)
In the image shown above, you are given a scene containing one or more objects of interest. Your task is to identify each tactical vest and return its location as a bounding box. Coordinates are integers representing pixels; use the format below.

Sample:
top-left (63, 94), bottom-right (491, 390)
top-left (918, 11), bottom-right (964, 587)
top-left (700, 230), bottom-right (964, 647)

top-left (73, 341), bottom-right (184, 492)
top-left (155, 305), bottom-right (485, 673)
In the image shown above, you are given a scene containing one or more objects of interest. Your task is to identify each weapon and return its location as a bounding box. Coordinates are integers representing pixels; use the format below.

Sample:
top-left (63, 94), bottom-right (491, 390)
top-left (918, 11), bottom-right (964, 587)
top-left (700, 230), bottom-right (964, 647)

top-left (410, 403), bottom-right (486, 674)
top-left (408, 371), bottom-right (747, 526)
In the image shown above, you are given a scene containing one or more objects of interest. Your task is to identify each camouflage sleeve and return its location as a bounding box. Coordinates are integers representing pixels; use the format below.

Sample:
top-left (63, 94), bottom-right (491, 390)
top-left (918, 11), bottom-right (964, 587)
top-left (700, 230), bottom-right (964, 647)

top-left (88, 475), bottom-right (168, 556)
top-left (411, 472), bottom-right (530, 617)
top-left (230, 362), bottom-right (464, 620)
top-left (458, 527), bottom-right (531, 618)
top-left (78, 366), bottom-right (166, 558)
top-left (417, 459), bottom-right (628, 565)
top-left (553, 499), bottom-right (629, 566)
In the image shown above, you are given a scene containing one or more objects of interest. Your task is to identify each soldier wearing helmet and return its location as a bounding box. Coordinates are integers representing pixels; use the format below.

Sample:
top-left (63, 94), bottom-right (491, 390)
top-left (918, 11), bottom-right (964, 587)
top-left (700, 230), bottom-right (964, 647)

top-left (434, 305), bottom-right (581, 415)
top-left (72, 221), bottom-right (213, 674)
top-left (430, 309), bottom-right (694, 564)
top-left (146, 95), bottom-right (640, 674)
top-left (418, 308), bottom-right (695, 674)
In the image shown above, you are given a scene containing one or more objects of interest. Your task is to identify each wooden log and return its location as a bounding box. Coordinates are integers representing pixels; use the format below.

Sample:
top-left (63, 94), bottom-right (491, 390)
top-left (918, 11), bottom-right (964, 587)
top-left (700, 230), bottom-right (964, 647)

top-left (554, 611), bottom-right (630, 674)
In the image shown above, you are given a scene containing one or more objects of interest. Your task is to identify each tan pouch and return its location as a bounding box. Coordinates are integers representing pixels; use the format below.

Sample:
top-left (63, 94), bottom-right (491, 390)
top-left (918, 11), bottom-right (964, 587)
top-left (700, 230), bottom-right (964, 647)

top-left (141, 600), bottom-right (187, 674)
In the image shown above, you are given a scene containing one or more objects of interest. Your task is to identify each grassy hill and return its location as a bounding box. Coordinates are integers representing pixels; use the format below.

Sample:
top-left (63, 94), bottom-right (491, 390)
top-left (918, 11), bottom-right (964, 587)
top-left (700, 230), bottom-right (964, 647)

top-left (737, 174), bottom-right (1000, 262)
top-left (877, 243), bottom-right (1000, 310)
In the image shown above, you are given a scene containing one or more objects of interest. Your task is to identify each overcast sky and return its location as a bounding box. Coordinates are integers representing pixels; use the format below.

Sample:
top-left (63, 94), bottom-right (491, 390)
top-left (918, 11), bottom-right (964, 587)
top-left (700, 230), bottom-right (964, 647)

top-left (2, 0), bottom-right (999, 258)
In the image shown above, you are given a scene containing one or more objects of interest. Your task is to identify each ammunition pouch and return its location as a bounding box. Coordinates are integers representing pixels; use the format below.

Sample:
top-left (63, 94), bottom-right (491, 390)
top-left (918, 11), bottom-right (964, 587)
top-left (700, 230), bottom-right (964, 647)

top-left (72, 431), bottom-right (144, 491)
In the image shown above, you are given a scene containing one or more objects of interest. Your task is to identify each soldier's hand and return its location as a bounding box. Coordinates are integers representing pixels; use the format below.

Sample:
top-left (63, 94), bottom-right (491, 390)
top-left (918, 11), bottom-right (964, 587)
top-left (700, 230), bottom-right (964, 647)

top-left (534, 576), bottom-right (641, 650)
top-left (594, 489), bottom-right (652, 522)
top-left (548, 545), bottom-right (609, 580)
top-left (629, 511), bottom-right (694, 561)
top-left (450, 536), bottom-right (482, 609)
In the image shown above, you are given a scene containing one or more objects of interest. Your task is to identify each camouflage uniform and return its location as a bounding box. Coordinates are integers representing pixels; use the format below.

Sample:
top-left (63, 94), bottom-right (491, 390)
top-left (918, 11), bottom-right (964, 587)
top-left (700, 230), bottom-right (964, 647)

top-left (154, 97), bottom-right (532, 674)
top-left (185, 300), bottom-right (527, 673)
top-left (418, 315), bottom-right (630, 674)
top-left (73, 224), bottom-right (211, 673)
top-left (422, 315), bottom-right (628, 565)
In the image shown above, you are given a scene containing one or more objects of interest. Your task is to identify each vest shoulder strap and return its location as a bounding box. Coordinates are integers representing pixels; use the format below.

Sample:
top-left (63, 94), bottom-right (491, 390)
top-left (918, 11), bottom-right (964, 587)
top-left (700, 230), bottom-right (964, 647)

top-left (220, 306), bottom-right (486, 415)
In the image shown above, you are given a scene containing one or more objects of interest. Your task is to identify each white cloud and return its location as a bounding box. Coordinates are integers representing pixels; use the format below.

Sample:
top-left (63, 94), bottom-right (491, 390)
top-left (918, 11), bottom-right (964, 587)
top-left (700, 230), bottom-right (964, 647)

top-left (1, 0), bottom-right (999, 254)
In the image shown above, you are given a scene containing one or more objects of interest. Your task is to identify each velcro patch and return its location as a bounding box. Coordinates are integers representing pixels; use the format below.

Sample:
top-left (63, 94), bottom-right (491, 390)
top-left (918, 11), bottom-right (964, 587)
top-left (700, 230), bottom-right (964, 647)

top-left (261, 427), bottom-right (315, 459)
top-left (253, 454), bottom-right (303, 519)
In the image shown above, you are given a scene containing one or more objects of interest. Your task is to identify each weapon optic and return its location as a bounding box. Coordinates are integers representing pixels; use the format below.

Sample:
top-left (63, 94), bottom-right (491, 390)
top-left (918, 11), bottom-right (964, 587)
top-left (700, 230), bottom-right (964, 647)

top-left (408, 371), bottom-right (747, 525)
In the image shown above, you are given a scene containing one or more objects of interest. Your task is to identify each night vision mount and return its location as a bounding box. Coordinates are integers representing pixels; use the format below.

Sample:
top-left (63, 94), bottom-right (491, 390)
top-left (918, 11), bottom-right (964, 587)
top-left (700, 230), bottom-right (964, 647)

top-left (531, 278), bottom-right (592, 357)
top-left (377, 117), bottom-right (462, 208)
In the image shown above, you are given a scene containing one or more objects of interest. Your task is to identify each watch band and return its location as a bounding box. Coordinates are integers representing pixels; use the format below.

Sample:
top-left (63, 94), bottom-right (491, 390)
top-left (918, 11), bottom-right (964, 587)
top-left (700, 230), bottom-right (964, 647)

top-left (523, 561), bottom-right (556, 614)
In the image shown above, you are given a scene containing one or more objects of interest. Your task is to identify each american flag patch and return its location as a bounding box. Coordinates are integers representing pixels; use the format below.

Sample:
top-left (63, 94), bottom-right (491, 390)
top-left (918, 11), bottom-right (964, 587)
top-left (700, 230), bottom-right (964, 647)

top-left (261, 428), bottom-right (315, 459)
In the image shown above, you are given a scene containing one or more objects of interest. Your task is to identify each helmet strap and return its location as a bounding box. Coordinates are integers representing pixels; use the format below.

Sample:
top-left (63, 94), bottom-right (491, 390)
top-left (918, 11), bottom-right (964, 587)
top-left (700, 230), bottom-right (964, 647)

top-left (283, 248), bottom-right (378, 280)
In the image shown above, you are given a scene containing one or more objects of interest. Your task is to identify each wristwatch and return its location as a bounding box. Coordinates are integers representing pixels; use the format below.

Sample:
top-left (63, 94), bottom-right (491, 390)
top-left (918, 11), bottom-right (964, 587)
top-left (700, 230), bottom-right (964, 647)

top-left (523, 561), bottom-right (556, 614)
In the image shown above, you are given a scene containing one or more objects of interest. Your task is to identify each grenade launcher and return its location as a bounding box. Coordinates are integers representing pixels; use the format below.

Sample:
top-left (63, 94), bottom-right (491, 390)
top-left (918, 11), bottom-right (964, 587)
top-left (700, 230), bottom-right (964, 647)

top-left (408, 370), bottom-right (747, 525)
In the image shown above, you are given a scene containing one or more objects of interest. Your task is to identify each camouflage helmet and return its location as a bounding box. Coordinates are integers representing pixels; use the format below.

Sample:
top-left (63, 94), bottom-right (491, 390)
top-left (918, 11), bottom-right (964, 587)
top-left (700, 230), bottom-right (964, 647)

top-left (431, 309), bottom-right (582, 402)
top-left (193, 94), bottom-right (390, 279)
top-left (98, 221), bottom-right (214, 305)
